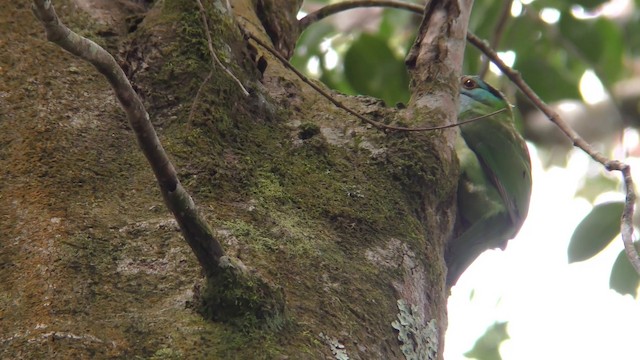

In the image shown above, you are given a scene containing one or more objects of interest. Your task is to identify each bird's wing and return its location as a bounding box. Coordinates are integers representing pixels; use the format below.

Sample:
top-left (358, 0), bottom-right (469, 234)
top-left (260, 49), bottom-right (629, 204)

top-left (460, 115), bottom-right (532, 234)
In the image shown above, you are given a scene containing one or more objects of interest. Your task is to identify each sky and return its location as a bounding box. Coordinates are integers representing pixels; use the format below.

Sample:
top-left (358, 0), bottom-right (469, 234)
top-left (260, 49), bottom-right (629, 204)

top-left (445, 146), bottom-right (640, 359)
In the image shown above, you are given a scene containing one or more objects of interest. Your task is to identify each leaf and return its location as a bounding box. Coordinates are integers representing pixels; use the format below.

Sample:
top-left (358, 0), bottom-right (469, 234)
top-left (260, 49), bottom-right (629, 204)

top-left (557, 16), bottom-right (625, 85)
top-left (569, 0), bottom-right (610, 11)
top-left (625, 16), bottom-right (640, 57)
top-left (378, 5), bottom-right (420, 44)
top-left (568, 201), bottom-right (624, 263)
top-left (531, 0), bottom-right (608, 9)
top-left (290, 22), bottom-right (335, 70)
top-left (463, 45), bottom-right (482, 76)
top-left (574, 173), bottom-right (619, 203)
top-left (503, 16), bottom-right (583, 101)
top-left (468, 0), bottom-right (506, 38)
top-left (610, 248), bottom-right (640, 297)
top-left (343, 33), bottom-right (410, 106)
top-left (515, 56), bottom-right (582, 101)
top-left (464, 322), bottom-right (509, 360)
top-left (319, 61), bottom-right (356, 95)
top-left (463, 0), bottom-right (512, 72)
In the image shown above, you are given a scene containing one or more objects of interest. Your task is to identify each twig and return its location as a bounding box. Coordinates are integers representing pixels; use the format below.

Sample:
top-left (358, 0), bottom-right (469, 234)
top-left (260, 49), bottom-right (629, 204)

top-left (246, 31), bottom-right (502, 132)
top-left (189, 70), bottom-right (213, 121)
top-left (195, 0), bottom-right (249, 96)
top-left (478, 0), bottom-right (513, 78)
top-left (31, 0), bottom-right (227, 276)
top-left (466, 32), bottom-right (640, 274)
top-left (299, 0), bottom-right (422, 31)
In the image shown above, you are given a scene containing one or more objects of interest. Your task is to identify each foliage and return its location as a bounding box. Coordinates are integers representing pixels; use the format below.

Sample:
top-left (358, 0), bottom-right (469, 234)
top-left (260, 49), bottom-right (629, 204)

top-left (568, 201), bottom-right (624, 263)
top-left (293, 1), bottom-right (418, 106)
top-left (464, 322), bottom-right (509, 360)
top-left (610, 245), bottom-right (640, 297)
top-left (296, 0), bottom-right (640, 297)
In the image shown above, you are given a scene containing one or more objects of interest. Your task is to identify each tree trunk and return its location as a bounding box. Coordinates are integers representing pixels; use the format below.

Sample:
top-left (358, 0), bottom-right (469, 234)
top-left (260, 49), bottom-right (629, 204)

top-left (0, 0), bottom-right (463, 358)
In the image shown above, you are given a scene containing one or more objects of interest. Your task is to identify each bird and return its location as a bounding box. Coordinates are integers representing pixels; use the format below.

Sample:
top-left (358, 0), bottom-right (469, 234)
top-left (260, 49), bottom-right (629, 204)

top-left (445, 76), bottom-right (532, 286)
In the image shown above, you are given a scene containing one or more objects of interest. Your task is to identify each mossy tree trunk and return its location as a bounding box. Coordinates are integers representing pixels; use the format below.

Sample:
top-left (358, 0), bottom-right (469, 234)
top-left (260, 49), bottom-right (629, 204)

top-left (0, 0), bottom-right (464, 358)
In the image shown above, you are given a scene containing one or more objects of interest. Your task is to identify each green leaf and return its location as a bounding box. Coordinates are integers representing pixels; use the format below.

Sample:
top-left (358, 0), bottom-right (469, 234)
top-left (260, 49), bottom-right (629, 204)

top-left (463, 0), bottom-right (511, 72)
top-left (610, 248), bottom-right (640, 297)
top-left (291, 22), bottom-right (335, 70)
top-left (557, 16), bottom-right (624, 85)
top-left (463, 44), bottom-right (482, 76)
top-left (574, 173), bottom-right (619, 203)
top-left (378, 6), bottom-right (420, 44)
top-left (570, 0), bottom-right (610, 11)
top-left (625, 14), bottom-right (640, 57)
top-left (343, 33), bottom-right (410, 106)
top-left (568, 201), bottom-right (624, 263)
top-left (515, 56), bottom-right (582, 101)
top-left (502, 16), bottom-right (583, 101)
top-left (319, 59), bottom-right (356, 95)
top-left (464, 322), bottom-right (509, 360)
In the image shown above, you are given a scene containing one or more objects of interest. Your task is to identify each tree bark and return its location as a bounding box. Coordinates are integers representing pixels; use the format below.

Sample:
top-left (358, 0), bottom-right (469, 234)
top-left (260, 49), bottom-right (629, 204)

top-left (0, 0), bottom-right (464, 358)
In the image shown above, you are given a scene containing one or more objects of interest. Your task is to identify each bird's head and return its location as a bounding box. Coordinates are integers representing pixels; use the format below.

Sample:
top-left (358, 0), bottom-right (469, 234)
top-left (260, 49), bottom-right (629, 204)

top-left (459, 76), bottom-right (507, 107)
top-left (458, 76), bottom-right (511, 119)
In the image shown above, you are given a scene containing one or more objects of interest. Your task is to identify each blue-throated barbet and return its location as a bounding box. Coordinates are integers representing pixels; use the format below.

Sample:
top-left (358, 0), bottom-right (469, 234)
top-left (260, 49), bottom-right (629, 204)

top-left (445, 76), bottom-right (532, 286)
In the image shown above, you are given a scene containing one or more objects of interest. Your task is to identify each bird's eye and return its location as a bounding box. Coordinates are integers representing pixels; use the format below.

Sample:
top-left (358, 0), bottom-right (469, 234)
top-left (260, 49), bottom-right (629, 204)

top-left (462, 78), bottom-right (476, 89)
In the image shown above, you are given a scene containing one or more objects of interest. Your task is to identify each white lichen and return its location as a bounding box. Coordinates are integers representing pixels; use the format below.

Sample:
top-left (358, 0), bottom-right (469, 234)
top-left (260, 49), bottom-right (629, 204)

top-left (319, 332), bottom-right (350, 360)
top-left (391, 299), bottom-right (438, 360)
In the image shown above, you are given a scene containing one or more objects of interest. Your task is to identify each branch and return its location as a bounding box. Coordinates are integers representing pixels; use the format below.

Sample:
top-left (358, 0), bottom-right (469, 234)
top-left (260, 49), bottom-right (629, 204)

top-left (299, 0), bottom-right (422, 31)
top-left (31, 0), bottom-right (226, 277)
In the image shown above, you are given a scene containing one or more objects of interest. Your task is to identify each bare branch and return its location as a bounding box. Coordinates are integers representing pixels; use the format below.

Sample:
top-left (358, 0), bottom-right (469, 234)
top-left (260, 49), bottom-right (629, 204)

top-left (31, 0), bottom-right (226, 276)
top-left (299, 0), bottom-right (422, 31)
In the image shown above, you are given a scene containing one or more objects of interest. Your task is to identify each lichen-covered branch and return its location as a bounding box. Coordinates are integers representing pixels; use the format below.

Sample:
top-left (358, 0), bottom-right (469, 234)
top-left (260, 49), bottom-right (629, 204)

top-left (31, 0), bottom-right (225, 276)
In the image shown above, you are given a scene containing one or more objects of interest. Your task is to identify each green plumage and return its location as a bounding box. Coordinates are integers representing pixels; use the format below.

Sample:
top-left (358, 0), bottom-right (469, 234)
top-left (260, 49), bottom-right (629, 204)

top-left (446, 76), bottom-right (532, 286)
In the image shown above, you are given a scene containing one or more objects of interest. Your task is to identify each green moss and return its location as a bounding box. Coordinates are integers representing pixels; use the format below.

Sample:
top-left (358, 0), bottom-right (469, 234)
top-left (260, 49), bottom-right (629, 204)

top-left (137, 0), bottom-right (254, 119)
top-left (298, 122), bottom-right (321, 140)
top-left (94, 0), bottom-right (454, 355)
top-left (0, 0), bottom-right (458, 358)
top-left (223, 219), bottom-right (280, 253)
top-left (199, 258), bottom-right (285, 331)
top-left (148, 347), bottom-right (182, 360)
top-left (381, 130), bottom-right (457, 213)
